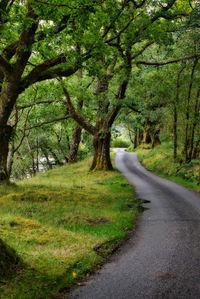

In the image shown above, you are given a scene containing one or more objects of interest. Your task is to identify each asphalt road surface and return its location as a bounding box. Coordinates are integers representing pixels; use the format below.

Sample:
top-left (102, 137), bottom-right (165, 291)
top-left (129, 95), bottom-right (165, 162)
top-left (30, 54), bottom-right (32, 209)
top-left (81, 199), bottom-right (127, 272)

top-left (68, 149), bottom-right (200, 299)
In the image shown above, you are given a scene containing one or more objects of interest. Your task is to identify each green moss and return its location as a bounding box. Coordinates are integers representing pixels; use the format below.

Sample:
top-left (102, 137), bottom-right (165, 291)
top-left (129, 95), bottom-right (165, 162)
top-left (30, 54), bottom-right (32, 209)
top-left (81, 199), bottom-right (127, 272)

top-left (3, 190), bottom-right (70, 202)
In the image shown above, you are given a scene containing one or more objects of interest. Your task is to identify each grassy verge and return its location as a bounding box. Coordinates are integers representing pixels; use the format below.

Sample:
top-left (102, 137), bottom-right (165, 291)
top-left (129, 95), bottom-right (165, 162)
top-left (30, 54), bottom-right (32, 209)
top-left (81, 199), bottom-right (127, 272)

top-left (0, 158), bottom-right (138, 298)
top-left (135, 142), bottom-right (200, 193)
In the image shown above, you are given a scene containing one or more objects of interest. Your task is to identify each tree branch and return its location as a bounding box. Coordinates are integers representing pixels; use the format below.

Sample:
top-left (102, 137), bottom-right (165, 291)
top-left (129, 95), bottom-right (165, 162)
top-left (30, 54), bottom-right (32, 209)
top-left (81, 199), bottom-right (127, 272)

top-left (14, 2), bottom-right (38, 75)
top-left (0, 54), bottom-right (12, 74)
top-left (23, 53), bottom-right (66, 84)
top-left (63, 87), bottom-right (97, 135)
top-left (17, 100), bottom-right (55, 110)
top-left (105, 14), bottom-right (136, 44)
top-left (1, 13), bottom-right (70, 64)
top-left (14, 108), bottom-right (32, 153)
top-left (137, 55), bottom-right (199, 67)
top-left (25, 116), bottom-right (70, 131)
top-left (21, 63), bottom-right (79, 90)
top-left (131, 41), bottom-right (153, 60)
top-left (131, 0), bottom-right (146, 9)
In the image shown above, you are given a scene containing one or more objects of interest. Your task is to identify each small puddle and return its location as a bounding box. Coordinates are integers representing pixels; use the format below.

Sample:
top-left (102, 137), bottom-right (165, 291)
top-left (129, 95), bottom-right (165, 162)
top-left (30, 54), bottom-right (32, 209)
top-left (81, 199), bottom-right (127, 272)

top-left (135, 198), bottom-right (151, 213)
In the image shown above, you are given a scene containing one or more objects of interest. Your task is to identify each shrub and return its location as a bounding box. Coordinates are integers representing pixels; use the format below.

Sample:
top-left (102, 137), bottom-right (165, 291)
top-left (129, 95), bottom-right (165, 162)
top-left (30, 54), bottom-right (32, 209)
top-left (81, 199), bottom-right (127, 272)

top-left (111, 138), bottom-right (130, 148)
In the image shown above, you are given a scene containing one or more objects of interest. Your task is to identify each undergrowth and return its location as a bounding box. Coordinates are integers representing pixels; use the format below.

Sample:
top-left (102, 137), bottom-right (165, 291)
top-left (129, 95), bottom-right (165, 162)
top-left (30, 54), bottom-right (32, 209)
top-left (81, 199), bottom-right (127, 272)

top-left (135, 142), bottom-right (200, 192)
top-left (0, 158), bottom-right (138, 298)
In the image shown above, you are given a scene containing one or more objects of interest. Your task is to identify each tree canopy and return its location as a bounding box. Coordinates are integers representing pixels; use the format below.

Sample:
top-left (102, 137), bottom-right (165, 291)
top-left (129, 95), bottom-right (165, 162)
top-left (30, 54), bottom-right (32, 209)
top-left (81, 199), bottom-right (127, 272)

top-left (0, 0), bottom-right (199, 181)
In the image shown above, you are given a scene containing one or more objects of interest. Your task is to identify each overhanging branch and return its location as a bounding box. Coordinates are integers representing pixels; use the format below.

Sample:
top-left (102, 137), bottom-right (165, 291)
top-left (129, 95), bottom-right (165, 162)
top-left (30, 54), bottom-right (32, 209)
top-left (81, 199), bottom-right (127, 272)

top-left (25, 116), bottom-right (70, 131)
top-left (63, 86), bottom-right (97, 135)
top-left (137, 55), bottom-right (199, 67)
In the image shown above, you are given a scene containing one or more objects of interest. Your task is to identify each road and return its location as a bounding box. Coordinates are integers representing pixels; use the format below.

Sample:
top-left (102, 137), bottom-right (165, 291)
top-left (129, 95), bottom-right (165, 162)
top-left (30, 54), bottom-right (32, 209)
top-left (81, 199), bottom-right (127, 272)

top-left (67, 149), bottom-right (200, 299)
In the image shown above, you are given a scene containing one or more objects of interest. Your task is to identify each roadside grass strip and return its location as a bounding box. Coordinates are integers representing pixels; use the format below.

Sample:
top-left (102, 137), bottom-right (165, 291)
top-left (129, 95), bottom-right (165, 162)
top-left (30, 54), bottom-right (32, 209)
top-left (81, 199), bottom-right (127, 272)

top-left (136, 142), bottom-right (200, 193)
top-left (0, 159), bottom-right (138, 298)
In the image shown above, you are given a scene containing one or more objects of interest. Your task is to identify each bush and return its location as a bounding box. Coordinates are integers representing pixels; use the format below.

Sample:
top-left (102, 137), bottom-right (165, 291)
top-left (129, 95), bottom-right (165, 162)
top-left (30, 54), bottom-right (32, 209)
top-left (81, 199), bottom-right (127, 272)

top-left (111, 138), bottom-right (130, 148)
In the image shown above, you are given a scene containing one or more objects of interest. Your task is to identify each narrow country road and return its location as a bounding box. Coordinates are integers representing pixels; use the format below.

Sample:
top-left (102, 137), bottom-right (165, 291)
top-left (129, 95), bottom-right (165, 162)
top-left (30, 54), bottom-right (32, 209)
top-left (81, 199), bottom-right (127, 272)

top-left (67, 149), bottom-right (200, 299)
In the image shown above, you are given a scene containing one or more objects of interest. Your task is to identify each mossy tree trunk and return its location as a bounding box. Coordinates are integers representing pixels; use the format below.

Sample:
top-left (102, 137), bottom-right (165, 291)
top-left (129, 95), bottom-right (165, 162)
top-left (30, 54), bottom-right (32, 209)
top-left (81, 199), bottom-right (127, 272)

top-left (68, 98), bottom-right (83, 163)
top-left (151, 131), bottom-right (161, 148)
top-left (142, 118), bottom-right (161, 148)
top-left (0, 125), bottom-right (13, 181)
top-left (90, 130), bottom-right (112, 171)
top-left (183, 58), bottom-right (198, 162)
top-left (143, 129), bottom-right (152, 144)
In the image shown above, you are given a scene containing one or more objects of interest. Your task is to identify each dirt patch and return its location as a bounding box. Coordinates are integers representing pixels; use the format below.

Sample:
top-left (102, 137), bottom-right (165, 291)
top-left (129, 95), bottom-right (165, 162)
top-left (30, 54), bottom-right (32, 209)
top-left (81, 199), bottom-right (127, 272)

top-left (120, 183), bottom-right (130, 187)
top-left (156, 272), bottom-right (176, 280)
top-left (93, 238), bottom-right (120, 257)
top-left (87, 218), bottom-right (110, 226)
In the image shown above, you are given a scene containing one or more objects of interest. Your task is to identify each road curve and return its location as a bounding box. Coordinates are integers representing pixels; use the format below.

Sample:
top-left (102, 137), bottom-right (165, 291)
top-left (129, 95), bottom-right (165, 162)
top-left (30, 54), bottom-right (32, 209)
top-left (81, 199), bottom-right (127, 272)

top-left (67, 150), bottom-right (200, 299)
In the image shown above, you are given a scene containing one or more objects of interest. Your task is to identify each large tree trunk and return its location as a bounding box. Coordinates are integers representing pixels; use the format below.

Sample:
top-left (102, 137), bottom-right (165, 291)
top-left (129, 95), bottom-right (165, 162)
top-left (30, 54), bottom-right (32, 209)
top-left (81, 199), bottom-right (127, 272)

top-left (143, 129), bottom-right (152, 144)
top-left (68, 126), bottom-right (82, 163)
top-left (151, 131), bottom-right (161, 148)
top-left (183, 59), bottom-right (198, 162)
top-left (173, 66), bottom-right (184, 160)
top-left (134, 128), bottom-right (138, 149)
top-left (193, 139), bottom-right (200, 159)
top-left (143, 118), bottom-right (161, 148)
top-left (0, 125), bottom-right (13, 182)
top-left (188, 89), bottom-right (200, 162)
top-left (90, 130), bottom-right (113, 171)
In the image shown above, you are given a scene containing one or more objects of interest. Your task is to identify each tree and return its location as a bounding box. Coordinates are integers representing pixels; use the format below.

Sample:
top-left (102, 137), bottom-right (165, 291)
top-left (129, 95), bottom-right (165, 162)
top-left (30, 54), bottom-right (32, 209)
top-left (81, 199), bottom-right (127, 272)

top-left (62, 0), bottom-right (189, 170)
top-left (0, 0), bottom-right (109, 181)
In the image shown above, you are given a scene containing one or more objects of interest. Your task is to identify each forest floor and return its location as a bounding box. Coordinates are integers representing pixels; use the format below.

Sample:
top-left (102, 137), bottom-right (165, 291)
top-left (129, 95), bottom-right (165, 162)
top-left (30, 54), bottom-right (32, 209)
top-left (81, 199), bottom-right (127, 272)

top-left (135, 142), bottom-right (200, 193)
top-left (0, 158), bottom-right (139, 299)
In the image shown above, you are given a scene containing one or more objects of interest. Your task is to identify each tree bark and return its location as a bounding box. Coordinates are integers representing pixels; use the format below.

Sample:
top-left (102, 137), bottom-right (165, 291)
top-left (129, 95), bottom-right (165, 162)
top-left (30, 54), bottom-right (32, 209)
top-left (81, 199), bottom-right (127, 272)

top-left (173, 65), bottom-right (185, 160)
top-left (193, 139), bottom-right (200, 159)
top-left (134, 128), bottom-right (138, 149)
top-left (143, 129), bottom-right (152, 144)
top-left (0, 125), bottom-right (13, 181)
top-left (90, 130), bottom-right (113, 171)
top-left (7, 139), bottom-right (15, 178)
top-left (68, 126), bottom-right (82, 163)
top-left (151, 131), bottom-right (161, 148)
top-left (183, 58), bottom-right (198, 162)
top-left (188, 89), bottom-right (200, 161)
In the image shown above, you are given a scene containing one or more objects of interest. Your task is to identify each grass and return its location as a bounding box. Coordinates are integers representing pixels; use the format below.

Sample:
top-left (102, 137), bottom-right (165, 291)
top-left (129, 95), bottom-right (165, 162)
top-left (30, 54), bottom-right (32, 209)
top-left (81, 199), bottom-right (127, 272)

top-left (0, 158), bottom-right (138, 298)
top-left (135, 142), bottom-right (200, 193)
